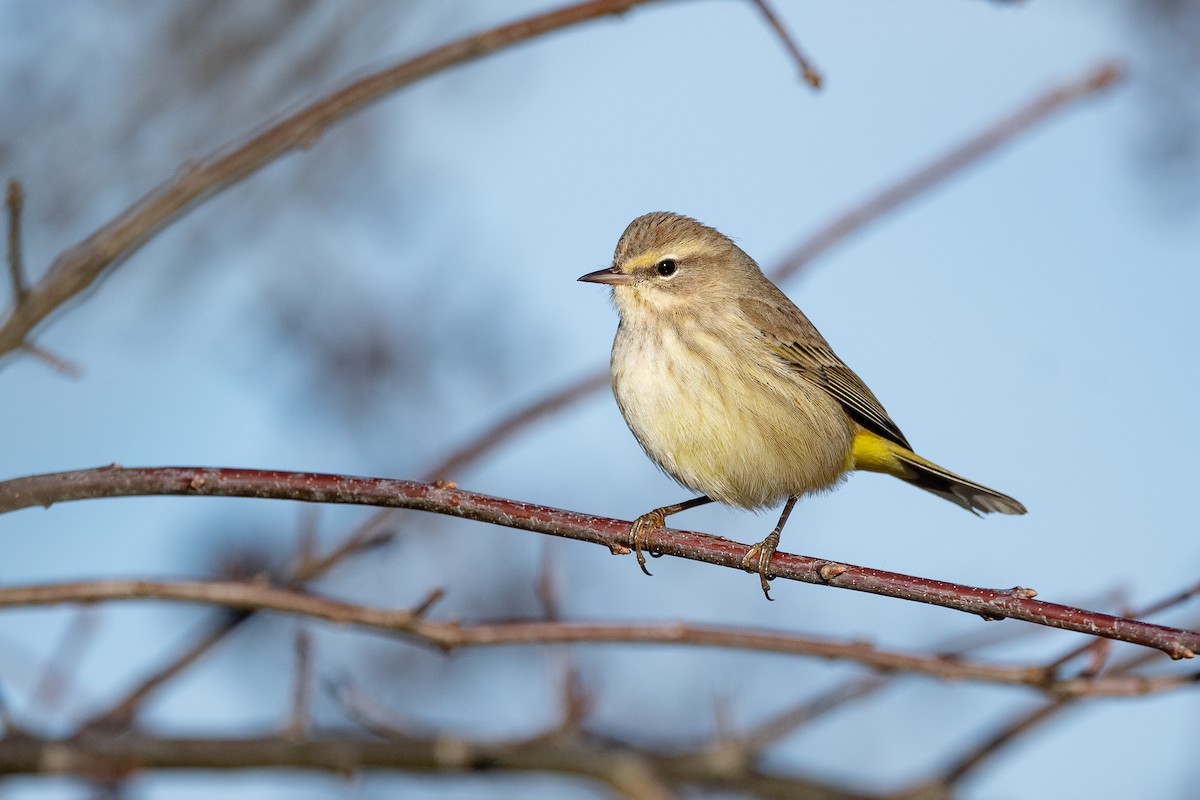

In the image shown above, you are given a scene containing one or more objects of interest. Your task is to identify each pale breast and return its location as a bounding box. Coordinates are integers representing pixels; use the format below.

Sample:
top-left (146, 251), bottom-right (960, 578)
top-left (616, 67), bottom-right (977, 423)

top-left (611, 314), bottom-right (853, 508)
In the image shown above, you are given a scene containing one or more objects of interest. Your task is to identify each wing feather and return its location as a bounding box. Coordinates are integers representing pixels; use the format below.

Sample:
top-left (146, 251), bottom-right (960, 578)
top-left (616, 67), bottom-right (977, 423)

top-left (770, 341), bottom-right (912, 450)
top-left (734, 294), bottom-right (911, 449)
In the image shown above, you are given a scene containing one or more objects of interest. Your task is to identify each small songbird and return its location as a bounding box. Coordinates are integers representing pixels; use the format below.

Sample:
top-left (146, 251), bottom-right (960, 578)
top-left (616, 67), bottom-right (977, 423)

top-left (579, 212), bottom-right (1025, 598)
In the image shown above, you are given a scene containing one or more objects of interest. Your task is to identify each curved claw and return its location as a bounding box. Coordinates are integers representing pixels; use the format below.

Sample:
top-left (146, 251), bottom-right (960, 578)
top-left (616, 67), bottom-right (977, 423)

top-left (741, 532), bottom-right (781, 601)
top-left (630, 510), bottom-right (666, 576)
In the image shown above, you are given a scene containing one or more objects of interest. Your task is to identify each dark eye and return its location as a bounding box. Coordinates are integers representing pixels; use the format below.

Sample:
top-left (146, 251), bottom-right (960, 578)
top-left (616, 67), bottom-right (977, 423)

top-left (656, 259), bottom-right (678, 277)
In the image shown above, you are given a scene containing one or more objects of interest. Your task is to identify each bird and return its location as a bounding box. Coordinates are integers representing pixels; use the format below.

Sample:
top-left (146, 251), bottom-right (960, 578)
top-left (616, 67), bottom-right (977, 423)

top-left (579, 211), bottom-right (1026, 598)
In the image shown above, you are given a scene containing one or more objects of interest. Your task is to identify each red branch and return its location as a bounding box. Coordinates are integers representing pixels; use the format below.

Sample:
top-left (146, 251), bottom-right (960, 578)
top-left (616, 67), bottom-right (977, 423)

top-left (1, 465), bottom-right (1196, 659)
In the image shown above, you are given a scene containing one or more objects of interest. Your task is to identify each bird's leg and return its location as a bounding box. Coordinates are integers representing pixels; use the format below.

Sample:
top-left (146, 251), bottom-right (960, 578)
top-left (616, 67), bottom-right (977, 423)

top-left (741, 495), bottom-right (799, 600)
top-left (630, 496), bottom-right (713, 576)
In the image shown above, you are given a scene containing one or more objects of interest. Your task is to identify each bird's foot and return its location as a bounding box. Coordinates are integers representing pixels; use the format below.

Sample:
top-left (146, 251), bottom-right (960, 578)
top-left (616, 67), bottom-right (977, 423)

top-left (741, 531), bottom-right (781, 601)
top-left (630, 509), bottom-right (666, 576)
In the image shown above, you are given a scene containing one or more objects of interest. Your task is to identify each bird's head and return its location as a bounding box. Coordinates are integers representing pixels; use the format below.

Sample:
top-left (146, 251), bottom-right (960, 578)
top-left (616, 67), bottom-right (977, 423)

top-left (578, 212), bottom-right (758, 316)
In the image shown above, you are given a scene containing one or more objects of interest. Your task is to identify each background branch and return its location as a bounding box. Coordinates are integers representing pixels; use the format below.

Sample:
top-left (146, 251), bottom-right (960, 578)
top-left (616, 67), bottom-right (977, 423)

top-left (0, 0), bottom-right (671, 363)
top-left (771, 59), bottom-right (1124, 283)
top-left (0, 731), bottom-right (869, 799)
top-left (748, 0), bottom-right (822, 89)
top-left (5, 179), bottom-right (26, 303)
top-left (2, 578), bottom-right (1193, 697)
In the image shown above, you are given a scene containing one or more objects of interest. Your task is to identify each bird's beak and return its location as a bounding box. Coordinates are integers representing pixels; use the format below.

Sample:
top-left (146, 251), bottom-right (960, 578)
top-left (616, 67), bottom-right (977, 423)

top-left (578, 267), bottom-right (634, 286)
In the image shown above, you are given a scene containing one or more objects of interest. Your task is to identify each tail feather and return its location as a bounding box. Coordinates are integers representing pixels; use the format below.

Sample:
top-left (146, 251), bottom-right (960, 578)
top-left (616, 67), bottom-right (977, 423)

top-left (851, 430), bottom-right (1026, 516)
top-left (892, 448), bottom-right (1026, 515)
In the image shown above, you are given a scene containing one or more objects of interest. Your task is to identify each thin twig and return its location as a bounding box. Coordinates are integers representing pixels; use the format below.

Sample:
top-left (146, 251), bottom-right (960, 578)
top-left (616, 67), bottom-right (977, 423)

top-left (921, 630), bottom-right (1197, 793)
top-left (938, 700), bottom-right (1069, 789)
top-left (771, 59), bottom-right (1125, 284)
top-left (328, 676), bottom-right (423, 741)
top-left (31, 607), bottom-right (101, 713)
top-left (2, 577), bottom-right (1198, 695)
top-left (0, 681), bottom-right (23, 736)
top-left (298, 371), bottom-right (612, 578)
top-left (82, 615), bottom-right (244, 730)
top-left (6, 179), bottom-right (26, 302)
top-left (2, 466), bottom-right (1197, 659)
top-left (537, 541), bottom-right (564, 621)
top-left (739, 676), bottom-right (886, 752)
top-left (1043, 579), bottom-right (1200, 675)
top-left (19, 341), bottom-right (81, 377)
top-left (749, 0), bottom-right (822, 89)
top-left (285, 629), bottom-right (312, 740)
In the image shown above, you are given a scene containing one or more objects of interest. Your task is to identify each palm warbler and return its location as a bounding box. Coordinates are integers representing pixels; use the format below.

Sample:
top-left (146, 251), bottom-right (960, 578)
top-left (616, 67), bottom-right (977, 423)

top-left (579, 211), bottom-right (1026, 598)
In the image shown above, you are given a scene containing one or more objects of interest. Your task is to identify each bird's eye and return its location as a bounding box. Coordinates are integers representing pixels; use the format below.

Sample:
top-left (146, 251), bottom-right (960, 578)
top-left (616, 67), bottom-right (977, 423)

top-left (656, 259), bottom-right (678, 277)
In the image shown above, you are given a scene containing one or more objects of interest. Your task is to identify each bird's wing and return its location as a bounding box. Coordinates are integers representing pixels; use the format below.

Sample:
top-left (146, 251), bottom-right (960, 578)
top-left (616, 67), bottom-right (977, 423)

top-left (738, 296), bottom-right (913, 450)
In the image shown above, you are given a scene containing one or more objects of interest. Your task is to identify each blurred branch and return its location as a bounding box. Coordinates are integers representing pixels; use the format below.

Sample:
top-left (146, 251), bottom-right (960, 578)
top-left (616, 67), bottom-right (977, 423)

top-left (737, 677), bottom-right (886, 753)
top-left (772, 58), bottom-right (1125, 283)
top-left (0, 682), bottom-right (23, 737)
top-left (0, 0), bottom-right (672, 364)
top-left (748, 0), bottom-right (822, 89)
top-left (0, 731), bottom-right (869, 799)
top-left (6, 180), bottom-right (26, 303)
top-left (285, 630), bottom-right (312, 740)
top-left (2, 577), bottom-right (1198, 696)
top-left (2, 465), bottom-right (1198, 659)
top-left (911, 633), bottom-right (1196, 795)
top-left (3, 180), bottom-right (78, 375)
top-left (82, 615), bottom-right (244, 731)
top-left (918, 700), bottom-right (1069, 795)
top-left (31, 608), bottom-right (101, 714)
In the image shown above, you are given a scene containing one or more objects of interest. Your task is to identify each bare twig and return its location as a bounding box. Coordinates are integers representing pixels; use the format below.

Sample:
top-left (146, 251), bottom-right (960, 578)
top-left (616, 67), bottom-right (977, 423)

top-left (427, 373), bottom-right (613, 482)
top-left (537, 541), bottom-right (564, 621)
top-left (6, 180), bottom-right (26, 302)
top-left (2, 577), bottom-right (1198, 695)
top-left (919, 633), bottom-right (1198, 793)
top-left (937, 700), bottom-right (1069, 789)
top-left (3, 466), bottom-right (1198, 659)
top-left (0, 682), bottom-right (22, 736)
top-left (749, 0), bottom-right (822, 89)
top-left (1, 182), bottom-right (79, 374)
top-left (31, 608), bottom-right (101, 713)
top-left (771, 59), bottom-right (1125, 283)
top-left (328, 677), bottom-right (420, 741)
top-left (19, 341), bottom-right (81, 377)
top-left (739, 676), bottom-right (886, 752)
top-left (285, 629), bottom-right (312, 740)
top-left (82, 615), bottom-right (243, 730)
